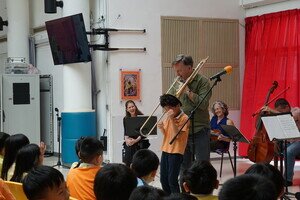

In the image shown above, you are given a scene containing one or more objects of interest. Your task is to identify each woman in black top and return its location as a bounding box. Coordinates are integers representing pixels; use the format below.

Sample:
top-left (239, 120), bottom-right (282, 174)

top-left (123, 100), bottom-right (148, 166)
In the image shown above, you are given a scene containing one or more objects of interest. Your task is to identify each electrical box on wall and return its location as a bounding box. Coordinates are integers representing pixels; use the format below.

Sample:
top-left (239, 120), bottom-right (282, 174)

top-left (2, 74), bottom-right (40, 144)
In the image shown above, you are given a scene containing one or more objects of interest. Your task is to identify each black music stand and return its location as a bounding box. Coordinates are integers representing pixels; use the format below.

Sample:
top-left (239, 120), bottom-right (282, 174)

top-left (221, 125), bottom-right (250, 177)
top-left (124, 116), bottom-right (157, 137)
top-left (261, 113), bottom-right (300, 200)
top-left (52, 108), bottom-right (70, 169)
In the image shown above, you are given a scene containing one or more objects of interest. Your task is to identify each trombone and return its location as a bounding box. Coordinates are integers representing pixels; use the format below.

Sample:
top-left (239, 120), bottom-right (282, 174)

top-left (139, 56), bottom-right (209, 137)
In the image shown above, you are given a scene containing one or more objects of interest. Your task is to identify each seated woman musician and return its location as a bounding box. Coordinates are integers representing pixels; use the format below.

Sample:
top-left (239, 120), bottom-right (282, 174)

top-left (123, 100), bottom-right (149, 167)
top-left (210, 101), bottom-right (234, 151)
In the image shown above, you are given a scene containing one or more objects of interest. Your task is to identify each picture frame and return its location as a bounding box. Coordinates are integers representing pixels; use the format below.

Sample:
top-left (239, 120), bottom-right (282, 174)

top-left (120, 69), bottom-right (141, 101)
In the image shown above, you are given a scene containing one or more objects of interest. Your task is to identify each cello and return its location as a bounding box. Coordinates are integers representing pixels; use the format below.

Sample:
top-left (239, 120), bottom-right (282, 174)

top-left (247, 81), bottom-right (278, 163)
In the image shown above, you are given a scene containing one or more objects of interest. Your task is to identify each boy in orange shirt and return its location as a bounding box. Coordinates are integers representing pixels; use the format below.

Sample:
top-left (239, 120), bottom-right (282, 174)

top-left (66, 137), bottom-right (103, 200)
top-left (158, 94), bottom-right (190, 194)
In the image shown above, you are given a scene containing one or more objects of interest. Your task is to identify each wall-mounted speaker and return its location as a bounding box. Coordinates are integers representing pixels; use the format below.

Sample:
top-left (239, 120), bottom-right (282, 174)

top-left (0, 16), bottom-right (8, 31)
top-left (44, 0), bottom-right (63, 14)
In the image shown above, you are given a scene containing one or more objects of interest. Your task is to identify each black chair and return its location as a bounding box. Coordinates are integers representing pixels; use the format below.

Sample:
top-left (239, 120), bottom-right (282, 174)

top-left (215, 143), bottom-right (234, 177)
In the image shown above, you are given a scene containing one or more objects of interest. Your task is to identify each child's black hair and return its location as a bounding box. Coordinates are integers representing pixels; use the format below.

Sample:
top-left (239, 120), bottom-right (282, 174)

top-left (22, 166), bottom-right (65, 200)
top-left (131, 149), bottom-right (159, 178)
top-left (160, 94), bottom-right (182, 107)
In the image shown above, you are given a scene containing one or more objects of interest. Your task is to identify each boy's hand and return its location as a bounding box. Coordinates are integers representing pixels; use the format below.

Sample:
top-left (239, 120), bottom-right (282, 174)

top-left (166, 109), bottom-right (175, 119)
top-left (40, 141), bottom-right (46, 156)
top-left (157, 121), bottom-right (164, 129)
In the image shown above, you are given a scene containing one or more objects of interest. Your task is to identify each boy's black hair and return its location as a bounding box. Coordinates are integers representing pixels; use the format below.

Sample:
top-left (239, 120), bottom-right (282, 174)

top-left (129, 186), bottom-right (166, 200)
top-left (131, 149), bottom-right (159, 178)
top-left (1, 133), bottom-right (29, 180)
top-left (11, 144), bottom-right (41, 182)
top-left (163, 193), bottom-right (197, 200)
top-left (94, 163), bottom-right (137, 200)
top-left (181, 160), bottom-right (217, 195)
top-left (0, 132), bottom-right (9, 152)
top-left (79, 136), bottom-right (104, 163)
top-left (245, 163), bottom-right (284, 198)
top-left (160, 94), bottom-right (182, 107)
top-left (274, 98), bottom-right (290, 109)
top-left (218, 174), bottom-right (277, 200)
top-left (22, 166), bottom-right (65, 200)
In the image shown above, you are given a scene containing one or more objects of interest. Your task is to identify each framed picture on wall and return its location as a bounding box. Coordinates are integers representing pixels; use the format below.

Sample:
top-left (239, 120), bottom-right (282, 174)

top-left (120, 69), bottom-right (141, 101)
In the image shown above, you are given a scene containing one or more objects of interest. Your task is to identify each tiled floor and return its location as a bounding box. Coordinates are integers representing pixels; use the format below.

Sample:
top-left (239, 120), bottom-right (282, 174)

top-left (44, 155), bottom-right (300, 199)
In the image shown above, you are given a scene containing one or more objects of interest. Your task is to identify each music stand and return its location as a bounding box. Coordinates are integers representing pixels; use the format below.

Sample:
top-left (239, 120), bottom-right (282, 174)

top-left (261, 113), bottom-right (300, 200)
top-left (124, 116), bottom-right (157, 137)
top-left (221, 125), bottom-right (250, 177)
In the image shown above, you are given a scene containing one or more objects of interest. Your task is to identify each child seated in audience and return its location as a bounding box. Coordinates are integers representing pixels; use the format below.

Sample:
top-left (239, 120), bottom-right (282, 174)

top-left (22, 165), bottom-right (70, 200)
top-left (94, 163), bottom-right (137, 200)
top-left (1, 134), bottom-right (29, 180)
top-left (66, 136), bottom-right (103, 200)
top-left (131, 149), bottom-right (159, 186)
top-left (244, 163), bottom-right (284, 199)
top-left (218, 174), bottom-right (277, 200)
top-left (0, 178), bottom-right (15, 200)
top-left (129, 186), bottom-right (166, 200)
top-left (181, 160), bottom-right (219, 200)
top-left (158, 94), bottom-right (190, 194)
top-left (11, 143), bottom-right (43, 182)
top-left (0, 132), bottom-right (10, 174)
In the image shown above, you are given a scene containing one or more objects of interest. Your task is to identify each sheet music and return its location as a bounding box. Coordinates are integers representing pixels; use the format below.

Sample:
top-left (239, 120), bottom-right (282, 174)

top-left (261, 114), bottom-right (300, 140)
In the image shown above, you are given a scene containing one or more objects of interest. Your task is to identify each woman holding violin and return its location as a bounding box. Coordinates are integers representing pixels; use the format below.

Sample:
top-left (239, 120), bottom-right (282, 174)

top-left (210, 101), bottom-right (235, 151)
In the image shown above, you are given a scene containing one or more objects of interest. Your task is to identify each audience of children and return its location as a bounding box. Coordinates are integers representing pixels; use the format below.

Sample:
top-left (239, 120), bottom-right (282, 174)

top-left (11, 143), bottom-right (43, 182)
top-left (66, 137), bottom-right (103, 200)
top-left (158, 94), bottom-right (190, 194)
top-left (0, 132), bottom-right (9, 175)
top-left (1, 134), bottom-right (29, 180)
top-left (22, 165), bottom-right (70, 200)
top-left (182, 160), bottom-right (219, 200)
top-left (0, 130), bottom-right (291, 200)
top-left (131, 149), bottom-right (159, 186)
top-left (94, 163), bottom-right (137, 200)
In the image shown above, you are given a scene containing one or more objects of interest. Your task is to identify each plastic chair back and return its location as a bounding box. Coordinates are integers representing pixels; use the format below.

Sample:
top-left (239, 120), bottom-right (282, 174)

top-left (4, 181), bottom-right (28, 200)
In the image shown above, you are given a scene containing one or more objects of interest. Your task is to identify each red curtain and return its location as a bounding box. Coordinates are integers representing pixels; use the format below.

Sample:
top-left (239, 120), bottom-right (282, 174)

top-left (240, 9), bottom-right (300, 156)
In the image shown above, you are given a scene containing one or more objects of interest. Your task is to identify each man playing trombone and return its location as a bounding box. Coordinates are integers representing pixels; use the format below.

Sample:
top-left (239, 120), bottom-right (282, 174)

top-left (170, 54), bottom-right (212, 172)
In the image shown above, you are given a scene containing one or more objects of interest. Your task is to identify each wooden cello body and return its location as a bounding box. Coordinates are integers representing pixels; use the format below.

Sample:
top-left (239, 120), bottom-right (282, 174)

top-left (247, 116), bottom-right (274, 163)
top-left (247, 81), bottom-right (278, 163)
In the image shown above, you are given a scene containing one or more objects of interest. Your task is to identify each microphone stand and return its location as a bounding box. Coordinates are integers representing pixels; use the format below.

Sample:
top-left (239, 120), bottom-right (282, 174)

top-left (52, 108), bottom-right (70, 169)
top-left (169, 76), bottom-right (222, 160)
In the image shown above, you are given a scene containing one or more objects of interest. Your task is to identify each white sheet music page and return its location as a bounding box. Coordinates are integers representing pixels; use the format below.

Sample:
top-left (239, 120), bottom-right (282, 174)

top-left (261, 114), bottom-right (300, 140)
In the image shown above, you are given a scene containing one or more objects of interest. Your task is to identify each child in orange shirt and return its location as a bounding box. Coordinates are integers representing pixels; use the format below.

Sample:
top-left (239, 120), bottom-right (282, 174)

top-left (158, 94), bottom-right (190, 194)
top-left (66, 137), bottom-right (103, 200)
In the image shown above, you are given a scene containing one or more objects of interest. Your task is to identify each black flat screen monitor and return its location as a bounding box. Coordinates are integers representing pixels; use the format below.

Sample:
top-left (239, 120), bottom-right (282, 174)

top-left (45, 13), bottom-right (92, 65)
top-left (124, 116), bottom-right (157, 137)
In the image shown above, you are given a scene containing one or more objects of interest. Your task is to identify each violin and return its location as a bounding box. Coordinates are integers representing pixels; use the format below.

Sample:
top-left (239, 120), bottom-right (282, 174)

top-left (210, 129), bottom-right (230, 141)
top-left (247, 81), bottom-right (278, 163)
